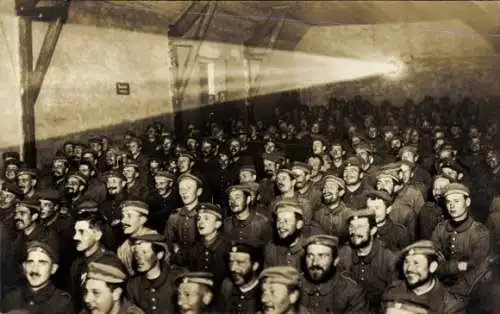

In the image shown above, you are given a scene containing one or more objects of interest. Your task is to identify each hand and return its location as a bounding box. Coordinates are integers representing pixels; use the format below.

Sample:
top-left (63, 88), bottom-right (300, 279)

top-left (457, 261), bottom-right (468, 272)
top-left (173, 244), bottom-right (180, 253)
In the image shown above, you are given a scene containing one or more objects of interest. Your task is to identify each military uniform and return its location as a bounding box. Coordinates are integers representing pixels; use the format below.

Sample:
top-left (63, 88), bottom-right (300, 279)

top-left (376, 218), bottom-right (411, 252)
top-left (343, 182), bottom-right (368, 210)
top-left (1, 284), bottom-right (74, 314)
top-left (264, 237), bottom-right (305, 269)
top-left (219, 278), bottom-right (261, 314)
top-left (417, 200), bottom-right (446, 240)
top-left (223, 210), bottom-right (273, 248)
top-left (313, 202), bottom-right (352, 243)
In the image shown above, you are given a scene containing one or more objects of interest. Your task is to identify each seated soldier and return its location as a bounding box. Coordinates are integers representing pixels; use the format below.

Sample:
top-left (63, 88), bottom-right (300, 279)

top-left (176, 272), bottom-right (217, 314)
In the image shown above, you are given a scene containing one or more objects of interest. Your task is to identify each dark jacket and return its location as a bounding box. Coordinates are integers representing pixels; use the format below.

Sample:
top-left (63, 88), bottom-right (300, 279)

top-left (313, 202), bottom-right (352, 244)
top-left (264, 237), bottom-right (305, 270)
top-left (376, 218), bottom-right (411, 252)
top-left (1, 283), bottom-right (75, 314)
top-left (218, 278), bottom-right (261, 314)
top-left (223, 210), bottom-right (273, 248)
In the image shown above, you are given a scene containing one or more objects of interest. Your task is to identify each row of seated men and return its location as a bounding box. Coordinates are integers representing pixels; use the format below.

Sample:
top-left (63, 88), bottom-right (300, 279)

top-left (0, 96), bottom-right (499, 313)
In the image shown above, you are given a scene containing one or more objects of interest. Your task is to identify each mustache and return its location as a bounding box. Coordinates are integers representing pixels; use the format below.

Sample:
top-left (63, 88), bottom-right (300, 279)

top-left (28, 272), bottom-right (41, 277)
top-left (308, 266), bottom-right (324, 272)
top-left (15, 219), bottom-right (24, 224)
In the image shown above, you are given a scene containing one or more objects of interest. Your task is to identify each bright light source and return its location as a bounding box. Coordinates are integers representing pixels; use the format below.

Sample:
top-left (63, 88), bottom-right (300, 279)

top-left (384, 57), bottom-right (405, 79)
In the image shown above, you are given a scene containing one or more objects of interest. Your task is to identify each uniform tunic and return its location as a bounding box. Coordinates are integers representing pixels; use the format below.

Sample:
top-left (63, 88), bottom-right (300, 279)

top-left (312, 202), bottom-right (352, 244)
top-left (417, 201), bottom-right (447, 240)
top-left (1, 283), bottom-right (75, 314)
top-left (223, 210), bottom-right (273, 248)
top-left (296, 183), bottom-right (323, 213)
top-left (343, 183), bottom-right (368, 210)
top-left (337, 239), bottom-right (398, 311)
top-left (218, 278), bottom-right (260, 314)
top-left (126, 263), bottom-right (181, 314)
top-left (164, 204), bottom-right (200, 267)
top-left (264, 237), bottom-right (305, 269)
top-left (300, 271), bottom-right (370, 314)
top-left (431, 215), bottom-right (491, 296)
top-left (376, 218), bottom-right (411, 252)
top-left (383, 279), bottom-right (466, 314)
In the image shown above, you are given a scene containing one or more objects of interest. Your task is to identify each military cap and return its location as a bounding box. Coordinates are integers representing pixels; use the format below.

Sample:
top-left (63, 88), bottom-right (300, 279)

top-left (291, 161), bottom-right (312, 173)
top-left (154, 171), bottom-right (176, 181)
top-left (383, 294), bottom-right (430, 314)
top-left (199, 203), bottom-right (223, 220)
top-left (87, 260), bottom-right (127, 284)
top-left (311, 134), bottom-right (329, 146)
top-left (122, 160), bottom-right (140, 170)
top-left (67, 171), bottom-right (89, 185)
top-left (355, 142), bottom-right (373, 153)
top-left (177, 150), bottom-right (195, 161)
top-left (27, 239), bottom-right (59, 263)
top-left (120, 200), bottom-right (149, 215)
top-left (274, 199), bottom-right (303, 217)
top-left (347, 208), bottom-right (375, 222)
top-left (102, 170), bottom-right (127, 181)
top-left (3, 182), bottom-right (23, 198)
top-left (262, 151), bottom-right (285, 163)
top-left (322, 175), bottom-right (346, 190)
top-left (37, 188), bottom-right (61, 203)
top-left (148, 156), bottom-right (162, 164)
top-left (400, 240), bottom-right (440, 259)
top-left (259, 266), bottom-right (300, 286)
top-left (176, 272), bottom-right (214, 288)
top-left (74, 200), bottom-right (100, 214)
top-left (343, 156), bottom-right (362, 169)
top-left (177, 173), bottom-right (203, 187)
top-left (443, 182), bottom-right (470, 198)
top-left (398, 145), bottom-right (419, 158)
top-left (16, 200), bottom-right (40, 212)
top-left (277, 168), bottom-right (297, 179)
top-left (366, 188), bottom-right (393, 204)
top-left (376, 167), bottom-right (401, 183)
top-left (230, 242), bottom-right (262, 261)
top-left (16, 167), bottom-right (37, 178)
top-left (202, 137), bottom-right (218, 147)
top-left (2, 151), bottom-right (20, 162)
top-left (438, 160), bottom-right (463, 174)
top-left (82, 148), bottom-right (96, 157)
top-left (88, 137), bottom-right (102, 144)
top-left (304, 234), bottom-right (339, 249)
top-left (52, 153), bottom-right (69, 164)
top-left (126, 136), bottom-right (142, 146)
top-left (226, 184), bottom-right (255, 197)
top-left (4, 158), bottom-right (20, 167)
top-left (131, 232), bottom-right (168, 252)
top-left (239, 164), bottom-right (257, 174)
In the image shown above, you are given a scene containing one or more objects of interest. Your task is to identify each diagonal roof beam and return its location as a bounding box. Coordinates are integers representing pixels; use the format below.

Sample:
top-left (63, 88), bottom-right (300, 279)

top-left (244, 13), bottom-right (275, 48)
top-left (168, 1), bottom-right (209, 38)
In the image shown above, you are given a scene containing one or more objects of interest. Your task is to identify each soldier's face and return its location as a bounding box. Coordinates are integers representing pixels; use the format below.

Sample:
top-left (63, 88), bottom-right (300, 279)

top-left (229, 252), bottom-right (253, 286)
top-left (1, 191), bottom-right (17, 208)
top-left (487, 152), bottom-right (498, 169)
top-left (17, 174), bottom-right (34, 195)
top-left (177, 156), bottom-right (191, 173)
top-left (306, 244), bottom-right (334, 281)
top-left (90, 142), bottom-right (102, 154)
top-left (445, 193), bottom-right (468, 220)
top-left (368, 127), bottom-right (377, 139)
top-left (162, 138), bottom-right (172, 151)
top-left (121, 208), bottom-right (143, 235)
top-left (239, 170), bottom-right (255, 184)
top-left (403, 254), bottom-right (431, 288)
top-left (5, 164), bottom-right (18, 180)
top-left (219, 154), bottom-right (229, 169)
top-left (311, 123), bottom-right (320, 134)
top-left (65, 177), bottom-right (82, 196)
top-left (400, 164), bottom-right (413, 184)
top-left (276, 211), bottom-right (298, 239)
top-left (384, 131), bottom-right (394, 142)
top-left (312, 140), bottom-right (324, 155)
top-left (367, 198), bottom-right (387, 224)
top-left (261, 281), bottom-right (293, 314)
top-left (276, 173), bottom-right (294, 193)
top-left (229, 141), bottom-right (241, 156)
top-left (64, 143), bottom-right (74, 155)
top-left (154, 177), bottom-right (172, 194)
top-left (401, 151), bottom-right (416, 165)
top-left (133, 241), bottom-right (158, 273)
top-left (186, 139), bottom-right (197, 151)
top-left (292, 168), bottom-right (308, 189)
top-left (177, 282), bottom-right (204, 312)
top-left (410, 130), bottom-right (420, 144)
top-left (229, 190), bottom-right (247, 214)
top-left (78, 164), bottom-right (92, 178)
top-left (377, 177), bottom-right (395, 195)
top-left (440, 167), bottom-right (458, 181)
top-left (329, 145), bottom-right (343, 159)
top-left (52, 160), bottom-right (67, 177)
top-left (73, 145), bottom-right (83, 159)
top-left (263, 160), bottom-right (277, 177)
top-left (23, 249), bottom-right (55, 290)
top-left (470, 138), bottom-right (481, 152)
top-left (348, 218), bottom-right (372, 249)
top-left (73, 221), bottom-right (99, 252)
top-left (390, 139), bottom-right (402, 151)
top-left (84, 279), bottom-right (117, 314)
top-left (178, 178), bottom-right (199, 205)
top-left (122, 166), bottom-right (137, 183)
top-left (201, 142), bottom-right (212, 157)
top-left (14, 206), bottom-right (35, 231)
top-left (432, 177), bottom-right (450, 200)
top-left (105, 151), bottom-right (117, 166)
top-left (39, 199), bottom-right (57, 220)
top-left (343, 166), bottom-right (361, 185)
top-left (265, 141), bottom-right (276, 154)
top-left (128, 142), bottom-right (140, 155)
top-left (322, 181), bottom-right (341, 204)
top-left (308, 157), bottom-right (321, 175)
top-left (197, 212), bottom-right (219, 236)
top-left (106, 177), bottom-right (124, 195)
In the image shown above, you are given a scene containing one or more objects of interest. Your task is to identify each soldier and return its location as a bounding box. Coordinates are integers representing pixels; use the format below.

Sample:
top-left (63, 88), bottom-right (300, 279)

top-left (239, 164), bottom-right (258, 185)
top-left (259, 152), bottom-right (283, 207)
top-left (176, 272), bottom-right (216, 314)
top-left (125, 137), bottom-right (149, 175)
top-left (383, 240), bottom-right (465, 313)
top-left (69, 208), bottom-right (117, 312)
top-left (366, 188), bottom-right (411, 251)
top-left (219, 243), bottom-right (263, 314)
top-left (306, 155), bottom-right (324, 187)
top-left (398, 145), bottom-right (432, 199)
top-left (417, 174), bottom-right (452, 240)
top-left (259, 266), bottom-right (310, 314)
top-left (291, 162), bottom-right (322, 212)
top-left (313, 175), bottom-right (352, 243)
top-left (127, 233), bottom-right (179, 314)
top-left (264, 200), bottom-right (306, 269)
top-left (0, 182), bottom-right (23, 238)
top-left (16, 168), bottom-right (39, 202)
top-left (300, 234), bottom-right (369, 313)
top-left (342, 156), bottom-right (368, 210)
top-left (1, 240), bottom-right (75, 313)
top-left (164, 173), bottom-right (203, 267)
top-left (431, 183), bottom-right (491, 298)
top-left (394, 161), bottom-right (425, 218)
top-left (100, 171), bottom-right (128, 246)
top-left (64, 171), bottom-right (91, 215)
top-left (117, 200), bottom-right (155, 275)
top-left (337, 209), bottom-right (398, 311)
top-left (2, 151), bottom-right (20, 184)
top-left (185, 203), bottom-right (230, 288)
top-left (77, 160), bottom-right (107, 204)
top-left (39, 154), bottom-right (70, 192)
top-left (121, 161), bottom-right (149, 201)
top-left (383, 297), bottom-right (430, 314)
top-left (147, 171), bottom-right (180, 232)
top-left (224, 184), bottom-right (272, 248)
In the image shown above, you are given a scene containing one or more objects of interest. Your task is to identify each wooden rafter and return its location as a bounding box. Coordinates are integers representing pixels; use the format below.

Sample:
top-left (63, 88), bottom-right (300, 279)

top-left (168, 1), bottom-right (209, 38)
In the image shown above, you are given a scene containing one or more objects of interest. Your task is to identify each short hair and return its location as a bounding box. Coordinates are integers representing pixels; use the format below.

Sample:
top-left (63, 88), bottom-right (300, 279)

top-left (75, 211), bottom-right (106, 231)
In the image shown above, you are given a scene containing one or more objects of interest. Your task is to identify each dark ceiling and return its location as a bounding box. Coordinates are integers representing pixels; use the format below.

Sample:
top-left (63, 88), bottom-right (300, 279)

top-left (62, 1), bottom-right (500, 51)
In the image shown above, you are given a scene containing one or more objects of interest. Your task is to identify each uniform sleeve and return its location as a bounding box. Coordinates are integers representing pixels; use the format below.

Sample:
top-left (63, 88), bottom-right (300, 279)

top-left (259, 216), bottom-right (274, 246)
top-left (164, 213), bottom-right (178, 253)
top-left (431, 225), bottom-right (461, 277)
top-left (55, 292), bottom-right (77, 314)
top-left (396, 224), bottom-right (412, 250)
top-left (343, 277), bottom-right (371, 314)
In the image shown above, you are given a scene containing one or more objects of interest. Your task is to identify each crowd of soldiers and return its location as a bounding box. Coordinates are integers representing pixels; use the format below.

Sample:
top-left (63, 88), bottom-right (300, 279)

top-left (0, 94), bottom-right (499, 314)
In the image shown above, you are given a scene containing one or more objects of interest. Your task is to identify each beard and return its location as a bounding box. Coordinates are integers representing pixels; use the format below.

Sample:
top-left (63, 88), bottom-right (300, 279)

top-left (405, 271), bottom-right (432, 289)
top-left (322, 195), bottom-right (338, 205)
top-left (349, 233), bottom-right (372, 250)
top-left (304, 263), bottom-right (336, 284)
top-left (275, 229), bottom-right (300, 247)
top-left (64, 187), bottom-right (80, 198)
top-left (264, 170), bottom-right (275, 178)
top-left (231, 269), bottom-right (254, 286)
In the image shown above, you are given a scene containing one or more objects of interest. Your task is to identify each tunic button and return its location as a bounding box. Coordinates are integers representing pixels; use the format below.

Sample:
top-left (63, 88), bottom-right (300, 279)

top-left (240, 295), bottom-right (245, 300)
top-left (29, 301), bottom-right (34, 306)
top-left (151, 288), bottom-right (156, 292)
top-left (152, 305), bottom-right (157, 310)
top-left (152, 297), bottom-right (156, 302)
top-left (315, 292), bottom-right (320, 296)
